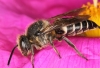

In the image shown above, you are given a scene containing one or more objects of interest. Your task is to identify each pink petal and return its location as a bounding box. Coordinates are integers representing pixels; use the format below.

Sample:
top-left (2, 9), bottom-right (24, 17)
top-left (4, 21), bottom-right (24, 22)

top-left (0, 0), bottom-right (100, 68)
top-left (34, 37), bottom-right (100, 68)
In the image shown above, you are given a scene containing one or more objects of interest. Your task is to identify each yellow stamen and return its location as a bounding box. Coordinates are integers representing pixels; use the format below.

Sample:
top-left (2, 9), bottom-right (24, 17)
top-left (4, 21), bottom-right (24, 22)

top-left (93, 0), bottom-right (98, 8)
top-left (79, 2), bottom-right (100, 37)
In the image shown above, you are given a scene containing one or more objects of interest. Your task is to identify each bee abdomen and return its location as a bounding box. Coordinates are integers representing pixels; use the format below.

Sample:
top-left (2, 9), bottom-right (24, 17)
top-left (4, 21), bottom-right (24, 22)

top-left (66, 20), bottom-right (99, 35)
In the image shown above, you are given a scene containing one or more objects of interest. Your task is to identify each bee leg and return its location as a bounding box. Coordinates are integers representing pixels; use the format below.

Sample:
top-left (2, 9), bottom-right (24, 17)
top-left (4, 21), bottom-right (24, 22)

top-left (62, 36), bottom-right (88, 60)
top-left (31, 46), bottom-right (34, 68)
top-left (49, 37), bottom-right (61, 58)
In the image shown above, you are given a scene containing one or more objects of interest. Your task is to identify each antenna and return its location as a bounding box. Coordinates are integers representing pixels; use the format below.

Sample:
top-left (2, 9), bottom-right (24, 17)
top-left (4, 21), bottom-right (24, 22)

top-left (7, 45), bottom-right (18, 65)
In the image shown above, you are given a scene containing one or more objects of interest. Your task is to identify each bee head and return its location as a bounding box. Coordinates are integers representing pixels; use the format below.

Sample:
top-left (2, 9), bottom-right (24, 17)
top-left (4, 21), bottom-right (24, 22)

top-left (18, 35), bottom-right (31, 56)
top-left (7, 35), bottom-right (31, 65)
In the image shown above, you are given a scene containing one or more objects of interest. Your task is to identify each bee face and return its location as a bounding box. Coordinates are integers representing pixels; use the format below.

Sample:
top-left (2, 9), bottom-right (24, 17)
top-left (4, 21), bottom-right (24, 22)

top-left (18, 35), bottom-right (31, 56)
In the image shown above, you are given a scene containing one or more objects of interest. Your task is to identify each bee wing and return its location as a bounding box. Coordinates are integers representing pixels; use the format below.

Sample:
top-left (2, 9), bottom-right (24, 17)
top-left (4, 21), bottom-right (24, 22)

top-left (47, 7), bottom-right (87, 22)
top-left (43, 15), bottom-right (90, 34)
top-left (43, 7), bottom-right (90, 34)
top-left (54, 15), bottom-right (90, 26)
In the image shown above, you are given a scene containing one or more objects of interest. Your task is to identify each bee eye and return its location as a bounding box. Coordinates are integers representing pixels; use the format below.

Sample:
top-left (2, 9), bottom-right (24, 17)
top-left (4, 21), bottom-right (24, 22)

top-left (22, 41), bottom-right (26, 49)
top-left (19, 35), bottom-right (31, 50)
top-left (21, 40), bottom-right (31, 51)
top-left (19, 35), bottom-right (31, 56)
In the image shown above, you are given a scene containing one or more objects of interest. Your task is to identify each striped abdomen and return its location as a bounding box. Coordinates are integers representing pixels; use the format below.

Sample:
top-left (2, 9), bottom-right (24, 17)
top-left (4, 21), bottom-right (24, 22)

top-left (55, 20), bottom-right (99, 36)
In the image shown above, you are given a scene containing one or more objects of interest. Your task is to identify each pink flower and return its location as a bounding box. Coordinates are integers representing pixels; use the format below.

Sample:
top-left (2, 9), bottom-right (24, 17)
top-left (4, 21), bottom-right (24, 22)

top-left (0, 0), bottom-right (100, 68)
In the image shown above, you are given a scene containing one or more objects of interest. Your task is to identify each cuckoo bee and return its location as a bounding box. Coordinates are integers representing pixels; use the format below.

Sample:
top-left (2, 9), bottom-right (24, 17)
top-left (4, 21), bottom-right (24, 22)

top-left (7, 7), bottom-right (100, 68)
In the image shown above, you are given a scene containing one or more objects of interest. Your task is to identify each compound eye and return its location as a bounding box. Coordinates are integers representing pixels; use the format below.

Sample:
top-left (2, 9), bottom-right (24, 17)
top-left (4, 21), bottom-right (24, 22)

top-left (22, 41), bottom-right (26, 49)
top-left (21, 41), bottom-right (29, 56)
top-left (19, 35), bottom-right (31, 56)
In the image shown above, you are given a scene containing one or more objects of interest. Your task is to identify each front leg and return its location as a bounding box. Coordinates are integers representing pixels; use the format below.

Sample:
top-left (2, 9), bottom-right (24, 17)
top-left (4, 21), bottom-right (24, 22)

top-left (31, 45), bottom-right (34, 68)
top-left (62, 36), bottom-right (88, 60)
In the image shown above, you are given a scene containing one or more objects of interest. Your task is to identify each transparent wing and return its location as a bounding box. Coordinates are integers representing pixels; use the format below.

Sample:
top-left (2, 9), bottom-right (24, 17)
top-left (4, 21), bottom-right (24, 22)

top-left (53, 15), bottom-right (90, 26)
top-left (47, 7), bottom-right (87, 22)
top-left (43, 15), bottom-right (90, 34)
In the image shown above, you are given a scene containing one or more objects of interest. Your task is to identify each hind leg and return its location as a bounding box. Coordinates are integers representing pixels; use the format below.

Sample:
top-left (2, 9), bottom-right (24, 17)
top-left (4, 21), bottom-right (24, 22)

top-left (62, 36), bottom-right (88, 60)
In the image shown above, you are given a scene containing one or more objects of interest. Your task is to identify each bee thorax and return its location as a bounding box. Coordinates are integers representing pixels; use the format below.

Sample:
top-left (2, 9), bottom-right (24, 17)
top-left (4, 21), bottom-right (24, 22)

top-left (34, 34), bottom-right (49, 49)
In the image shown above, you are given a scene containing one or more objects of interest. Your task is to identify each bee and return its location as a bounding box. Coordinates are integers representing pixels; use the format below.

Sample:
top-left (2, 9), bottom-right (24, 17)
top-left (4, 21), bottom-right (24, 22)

top-left (7, 7), bottom-right (100, 68)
